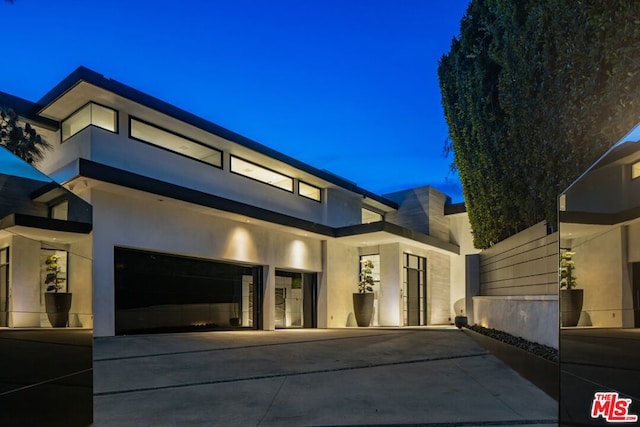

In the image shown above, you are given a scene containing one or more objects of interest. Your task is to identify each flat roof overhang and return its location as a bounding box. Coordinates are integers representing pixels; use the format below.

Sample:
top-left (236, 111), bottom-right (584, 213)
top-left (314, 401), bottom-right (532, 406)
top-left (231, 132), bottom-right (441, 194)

top-left (59, 159), bottom-right (458, 253)
top-left (0, 213), bottom-right (92, 243)
top-left (335, 222), bottom-right (460, 255)
top-left (36, 67), bottom-right (398, 210)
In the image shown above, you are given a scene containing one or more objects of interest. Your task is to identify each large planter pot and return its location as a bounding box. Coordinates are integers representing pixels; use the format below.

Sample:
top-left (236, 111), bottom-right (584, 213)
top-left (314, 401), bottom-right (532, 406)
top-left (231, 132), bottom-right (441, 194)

top-left (560, 288), bottom-right (583, 327)
top-left (45, 292), bottom-right (72, 327)
top-left (454, 315), bottom-right (468, 329)
top-left (353, 293), bottom-right (374, 327)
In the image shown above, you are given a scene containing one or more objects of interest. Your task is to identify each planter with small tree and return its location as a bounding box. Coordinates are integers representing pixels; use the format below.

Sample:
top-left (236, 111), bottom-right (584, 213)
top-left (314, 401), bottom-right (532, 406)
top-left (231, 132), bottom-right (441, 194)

top-left (353, 259), bottom-right (375, 327)
top-left (560, 250), bottom-right (583, 327)
top-left (44, 253), bottom-right (72, 327)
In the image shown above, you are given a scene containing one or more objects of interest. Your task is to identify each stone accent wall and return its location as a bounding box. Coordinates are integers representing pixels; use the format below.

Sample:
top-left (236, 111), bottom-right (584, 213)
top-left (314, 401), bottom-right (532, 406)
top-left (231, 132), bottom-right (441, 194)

top-left (428, 251), bottom-right (451, 324)
top-left (384, 185), bottom-right (450, 241)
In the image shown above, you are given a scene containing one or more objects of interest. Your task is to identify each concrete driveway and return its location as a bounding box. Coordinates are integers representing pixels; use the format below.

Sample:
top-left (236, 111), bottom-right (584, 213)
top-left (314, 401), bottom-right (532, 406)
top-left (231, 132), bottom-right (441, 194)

top-left (94, 327), bottom-right (557, 426)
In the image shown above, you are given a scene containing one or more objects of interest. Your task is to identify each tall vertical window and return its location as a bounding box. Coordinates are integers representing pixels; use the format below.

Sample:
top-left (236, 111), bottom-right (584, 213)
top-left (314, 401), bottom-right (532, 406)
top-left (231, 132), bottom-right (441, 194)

top-left (299, 181), bottom-right (321, 201)
top-left (62, 102), bottom-right (117, 141)
top-left (0, 248), bottom-right (9, 327)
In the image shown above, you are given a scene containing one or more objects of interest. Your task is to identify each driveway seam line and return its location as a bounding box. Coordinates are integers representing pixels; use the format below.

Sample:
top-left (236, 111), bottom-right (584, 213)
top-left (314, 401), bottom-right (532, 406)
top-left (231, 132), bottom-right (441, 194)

top-left (94, 332), bottom-right (413, 362)
top-left (94, 352), bottom-right (489, 396)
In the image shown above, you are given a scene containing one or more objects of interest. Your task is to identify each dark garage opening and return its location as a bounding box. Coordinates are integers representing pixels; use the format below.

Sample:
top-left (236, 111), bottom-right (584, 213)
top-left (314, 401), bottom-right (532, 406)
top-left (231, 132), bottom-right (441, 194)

top-left (114, 247), bottom-right (262, 335)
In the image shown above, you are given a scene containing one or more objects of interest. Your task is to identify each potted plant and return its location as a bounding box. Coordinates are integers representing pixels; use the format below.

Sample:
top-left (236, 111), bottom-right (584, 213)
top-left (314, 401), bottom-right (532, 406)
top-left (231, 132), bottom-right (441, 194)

top-left (560, 250), bottom-right (583, 327)
top-left (44, 253), bottom-right (72, 327)
top-left (353, 259), bottom-right (375, 327)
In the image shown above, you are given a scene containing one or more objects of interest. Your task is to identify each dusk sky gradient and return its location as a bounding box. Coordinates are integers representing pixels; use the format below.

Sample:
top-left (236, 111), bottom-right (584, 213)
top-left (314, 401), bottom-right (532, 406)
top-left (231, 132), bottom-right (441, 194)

top-left (0, 0), bottom-right (469, 201)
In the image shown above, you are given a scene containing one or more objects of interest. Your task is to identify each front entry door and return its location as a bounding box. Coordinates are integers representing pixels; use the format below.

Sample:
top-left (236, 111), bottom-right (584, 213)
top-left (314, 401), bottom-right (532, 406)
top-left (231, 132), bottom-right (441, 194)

top-left (407, 269), bottom-right (420, 326)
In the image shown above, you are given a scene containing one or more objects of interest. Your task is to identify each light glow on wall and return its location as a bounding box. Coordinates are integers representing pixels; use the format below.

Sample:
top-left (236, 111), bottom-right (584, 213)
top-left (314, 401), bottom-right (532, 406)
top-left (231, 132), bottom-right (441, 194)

top-left (288, 240), bottom-right (308, 269)
top-left (224, 226), bottom-right (258, 262)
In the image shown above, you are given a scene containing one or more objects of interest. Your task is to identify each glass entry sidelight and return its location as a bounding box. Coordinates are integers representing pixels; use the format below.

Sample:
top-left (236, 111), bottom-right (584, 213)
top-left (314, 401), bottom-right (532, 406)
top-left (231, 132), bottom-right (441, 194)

top-left (0, 248), bottom-right (7, 327)
top-left (633, 263), bottom-right (640, 328)
top-left (403, 254), bottom-right (427, 326)
top-left (274, 270), bottom-right (317, 328)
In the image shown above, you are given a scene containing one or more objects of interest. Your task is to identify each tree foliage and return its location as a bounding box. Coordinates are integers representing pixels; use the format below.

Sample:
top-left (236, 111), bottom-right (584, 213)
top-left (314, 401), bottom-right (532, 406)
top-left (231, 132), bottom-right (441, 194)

top-left (438, 0), bottom-right (640, 249)
top-left (0, 107), bottom-right (50, 164)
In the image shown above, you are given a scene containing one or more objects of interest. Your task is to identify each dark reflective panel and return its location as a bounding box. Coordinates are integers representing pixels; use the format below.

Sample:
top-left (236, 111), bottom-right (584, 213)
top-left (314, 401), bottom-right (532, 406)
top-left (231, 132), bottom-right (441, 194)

top-left (0, 149), bottom-right (93, 426)
top-left (559, 124), bottom-right (640, 425)
top-left (115, 247), bottom-right (261, 334)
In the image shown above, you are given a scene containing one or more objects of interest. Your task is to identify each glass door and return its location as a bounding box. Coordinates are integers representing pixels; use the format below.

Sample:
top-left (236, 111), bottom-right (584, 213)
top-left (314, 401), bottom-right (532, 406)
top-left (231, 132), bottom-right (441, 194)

top-left (0, 248), bottom-right (7, 327)
top-left (403, 254), bottom-right (427, 326)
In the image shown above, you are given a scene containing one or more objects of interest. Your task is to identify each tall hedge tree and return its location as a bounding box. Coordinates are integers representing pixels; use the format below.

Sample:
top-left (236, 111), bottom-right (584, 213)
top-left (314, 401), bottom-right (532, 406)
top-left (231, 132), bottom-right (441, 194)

top-left (439, 0), bottom-right (640, 249)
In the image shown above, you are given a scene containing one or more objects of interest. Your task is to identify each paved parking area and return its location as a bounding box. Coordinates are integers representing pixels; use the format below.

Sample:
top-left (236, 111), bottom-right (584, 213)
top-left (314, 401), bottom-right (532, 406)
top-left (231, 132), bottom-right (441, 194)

top-left (94, 327), bottom-right (557, 426)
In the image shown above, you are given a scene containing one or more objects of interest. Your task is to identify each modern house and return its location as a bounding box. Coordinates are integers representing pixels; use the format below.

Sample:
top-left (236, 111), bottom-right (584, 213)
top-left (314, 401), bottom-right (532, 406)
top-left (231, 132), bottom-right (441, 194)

top-left (0, 67), bottom-right (476, 337)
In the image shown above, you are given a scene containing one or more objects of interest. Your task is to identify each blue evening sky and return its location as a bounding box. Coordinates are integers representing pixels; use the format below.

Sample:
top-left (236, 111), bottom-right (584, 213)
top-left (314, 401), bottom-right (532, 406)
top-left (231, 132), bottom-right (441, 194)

top-left (0, 0), bottom-right (469, 201)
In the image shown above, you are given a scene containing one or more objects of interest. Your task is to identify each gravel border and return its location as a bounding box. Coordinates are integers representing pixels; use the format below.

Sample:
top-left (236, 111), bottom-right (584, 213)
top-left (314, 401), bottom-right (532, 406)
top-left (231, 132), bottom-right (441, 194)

top-left (466, 324), bottom-right (558, 362)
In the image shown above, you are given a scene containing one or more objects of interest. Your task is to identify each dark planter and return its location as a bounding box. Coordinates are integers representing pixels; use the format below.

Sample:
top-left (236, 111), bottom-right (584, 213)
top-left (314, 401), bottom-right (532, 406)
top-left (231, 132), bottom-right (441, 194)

top-left (560, 289), bottom-right (583, 327)
top-left (229, 317), bottom-right (240, 327)
top-left (454, 315), bottom-right (468, 329)
top-left (353, 293), bottom-right (374, 327)
top-left (45, 292), bottom-right (72, 327)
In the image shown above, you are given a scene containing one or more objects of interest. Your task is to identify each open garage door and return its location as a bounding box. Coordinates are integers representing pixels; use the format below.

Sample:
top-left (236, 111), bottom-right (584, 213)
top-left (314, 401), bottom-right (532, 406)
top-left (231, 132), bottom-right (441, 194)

top-left (114, 247), bottom-right (262, 334)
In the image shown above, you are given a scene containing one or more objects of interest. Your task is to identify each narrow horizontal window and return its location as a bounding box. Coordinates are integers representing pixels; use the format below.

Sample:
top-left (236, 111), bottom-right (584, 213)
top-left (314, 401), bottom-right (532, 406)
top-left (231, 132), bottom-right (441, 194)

top-left (230, 156), bottom-right (293, 192)
top-left (632, 161), bottom-right (640, 180)
top-left (299, 181), bottom-right (321, 201)
top-left (62, 102), bottom-right (117, 141)
top-left (130, 117), bottom-right (222, 168)
top-left (362, 207), bottom-right (383, 224)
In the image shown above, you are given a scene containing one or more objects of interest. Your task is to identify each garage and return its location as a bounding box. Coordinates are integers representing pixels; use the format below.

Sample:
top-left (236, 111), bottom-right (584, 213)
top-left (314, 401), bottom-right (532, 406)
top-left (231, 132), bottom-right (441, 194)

top-left (114, 247), bottom-right (263, 334)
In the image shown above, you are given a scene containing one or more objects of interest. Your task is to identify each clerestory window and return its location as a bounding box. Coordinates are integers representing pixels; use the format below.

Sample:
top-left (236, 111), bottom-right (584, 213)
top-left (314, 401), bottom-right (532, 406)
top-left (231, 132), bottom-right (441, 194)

top-left (62, 102), bottom-right (117, 141)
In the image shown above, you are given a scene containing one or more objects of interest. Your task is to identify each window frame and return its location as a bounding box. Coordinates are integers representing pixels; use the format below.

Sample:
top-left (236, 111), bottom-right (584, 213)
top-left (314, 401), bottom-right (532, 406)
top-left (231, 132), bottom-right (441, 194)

top-left (61, 101), bottom-right (118, 142)
top-left (298, 180), bottom-right (322, 202)
top-left (230, 155), bottom-right (294, 193)
top-left (129, 116), bottom-right (223, 169)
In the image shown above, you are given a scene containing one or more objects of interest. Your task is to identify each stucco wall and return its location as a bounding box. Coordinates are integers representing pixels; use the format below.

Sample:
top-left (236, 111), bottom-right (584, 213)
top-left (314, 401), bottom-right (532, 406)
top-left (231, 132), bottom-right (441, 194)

top-left (428, 251), bottom-right (451, 324)
top-left (10, 235), bottom-right (41, 327)
top-left (448, 212), bottom-right (480, 319)
top-left (322, 239), bottom-right (359, 328)
top-left (571, 226), bottom-right (629, 327)
top-left (473, 295), bottom-right (558, 348)
top-left (91, 188), bottom-right (324, 336)
top-left (379, 243), bottom-right (402, 326)
top-left (384, 186), bottom-right (450, 240)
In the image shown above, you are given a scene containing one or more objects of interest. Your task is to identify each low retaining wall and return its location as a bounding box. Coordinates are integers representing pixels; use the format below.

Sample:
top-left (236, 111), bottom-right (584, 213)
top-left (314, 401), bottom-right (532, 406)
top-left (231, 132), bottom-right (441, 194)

top-left (473, 295), bottom-right (558, 348)
top-left (463, 328), bottom-right (558, 401)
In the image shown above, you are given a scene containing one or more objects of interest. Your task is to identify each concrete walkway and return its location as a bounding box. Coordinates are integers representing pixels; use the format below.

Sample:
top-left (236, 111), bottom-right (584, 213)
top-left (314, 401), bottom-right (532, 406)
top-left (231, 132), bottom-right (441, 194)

top-left (94, 328), bottom-right (557, 426)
